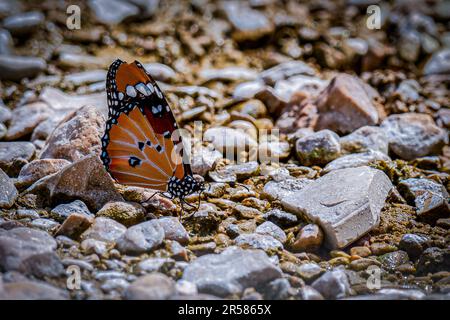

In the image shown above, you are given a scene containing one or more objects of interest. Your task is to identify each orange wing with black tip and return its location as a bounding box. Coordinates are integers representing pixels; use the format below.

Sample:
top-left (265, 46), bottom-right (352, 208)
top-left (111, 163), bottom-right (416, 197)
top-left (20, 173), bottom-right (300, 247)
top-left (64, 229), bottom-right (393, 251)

top-left (101, 59), bottom-right (189, 192)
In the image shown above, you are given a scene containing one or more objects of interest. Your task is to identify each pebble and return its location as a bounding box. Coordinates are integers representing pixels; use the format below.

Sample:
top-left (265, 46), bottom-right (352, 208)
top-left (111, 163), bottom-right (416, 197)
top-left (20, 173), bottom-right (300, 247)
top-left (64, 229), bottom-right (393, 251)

top-left (235, 233), bottom-right (283, 252)
top-left (311, 269), bottom-right (351, 299)
top-left (16, 159), bottom-right (70, 189)
top-left (262, 177), bottom-right (313, 201)
top-left (116, 220), bottom-right (164, 255)
top-left (40, 105), bottom-right (106, 162)
top-left (123, 273), bottom-right (175, 300)
top-left (80, 238), bottom-right (109, 256)
top-left (297, 263), bottom-right (325, 282)
top-left (349, 258), bottom-right (380, 271)
top-left (191, 145), bottom-right (223, 176)
top-left (0, 168), bottom-right (18, 209)
top-left (200, 67), bottom-right (258, 82)
top-left (204, 127), bottom-right (258, 159)
top-left (0, 141), bottom-right (36, 176)
top-left (157, 217), bottom-right (190, 245)
top-left (0, 55), bottom-right (47, 81)
top-left (0, 29), bottom-right (13, 55)
top-left (340, 126), bottom-right (389, 154)
top-left (378, 251), bottom-right (410, 271)
top-left (50, 200), bottom-right (92, 222)
top-left (258, 140), bottom-right (291, 163)
top-left (295, 129), bottom-right (341, 166)
top-left (423, 49), bottom-right (450, 75)
top-left (135, 258), bottom-right (175, 274)
top-left (30, 218), bottom-right (60, 232)
top-left (0, 227), bottom-right (64, 278)
top-left (56, 212), bottom-right (94, 239)
top-left (282, 166), bottom-right (393, 249)
top-left (97, 201), bottom-right (145, 227)
top-left (27, 155), bottom-right (123, 211)
top-left (3, 11), bottom-right (45, 36)
top-left (5, 102), bottom-right (50, 140)
top-left (182, 246), bottom-right (282, 297)
top-left (299, 286), bottom-right (324, 300)
top-left (397, 178), bottom-right (450, 222)
top-left (233, 204), bottom-right (261, 219)
top-left (63, 70), bottom-right (107, 87)
top-left (259, 61), bottom-right (315, 86)
top-left (81, 217), bottom-right (126, 244)
top-left (399, 234), bottom-right (430, 259)
top-left (314, 74), bottom-right (380, 134)
top-left (274, 75), bottom-right (327, 102)
top-left (262, 209), bottom-right (298, 228)
top-left (323, 150), bottom-right (391, 173)
top-left (370, 242), bottom-right (397, 256)
top-left (255, 221), bottom-right (287, 243)
top-left (263, 278), bottom-right (291, 300)
top-left (417, 247), bottom-right (450, 275)
top-left (291, 224), bottom-right (324, 252)
top-left (381, 113), bottom-right (447, 160)
top-left (0, 104), bottom-right (12, 125)
top-left (0, 280), bottom-right (68, 300)
top-left (232, 81), bottom-right (266, 100)
top-left (221, 1), bottom-right (274, 42)
top-left (142, 62), bottom-right (176, 82)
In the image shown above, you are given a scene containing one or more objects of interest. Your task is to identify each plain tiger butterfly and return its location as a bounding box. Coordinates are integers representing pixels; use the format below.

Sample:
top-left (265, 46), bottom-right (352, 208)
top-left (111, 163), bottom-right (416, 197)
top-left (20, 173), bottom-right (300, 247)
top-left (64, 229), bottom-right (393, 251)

top-left (100, 59), bottom-right (204, 209)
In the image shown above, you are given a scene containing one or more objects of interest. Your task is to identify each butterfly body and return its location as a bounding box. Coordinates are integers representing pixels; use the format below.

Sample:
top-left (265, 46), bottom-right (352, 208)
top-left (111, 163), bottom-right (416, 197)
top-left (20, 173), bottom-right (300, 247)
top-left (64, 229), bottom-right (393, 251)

top-left (101, 59), bottom-right (204, 203)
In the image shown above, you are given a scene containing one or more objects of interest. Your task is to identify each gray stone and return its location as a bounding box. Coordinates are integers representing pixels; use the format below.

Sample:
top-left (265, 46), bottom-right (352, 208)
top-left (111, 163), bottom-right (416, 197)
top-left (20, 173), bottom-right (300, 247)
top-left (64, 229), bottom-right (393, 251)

top-left (221, 1), bottom-right (274, 42)
top-left (0, 227), bottom-right (64, 278)
top-left (81, 217), bottom-right (127, 244)
top-left (0, 55), bottom-right (46, 81)
top-left (16, 159), bottom-right (70, 189)
top-left (135, 258), bottom-right (175, 274)
top-left (0, 104), bottom-right (12, 124)
top-left (0, 168), bottom-right (18, 209)
top-left (255, 221), bottom-right (286, 243)
top-left (399, 234), bottom-right (430, 259)
top-left (381, 113), bottom-right (447, 160)
top-left (260, 60), bottom-right (315, 86)
top-left (299, 286), bottom-right (324, 300)
top-left (0, 141), bottom-right (35, 176)
top-left (182, 247), bottom-right (282, 297)
top-left (199, 66), bottom-right (258, 82)
top-left (3, 11), bottom-right (45, 36)
top-left (323, 150), bottom-right (391, 173)
top-left (96, 201), bottom-right (145, 227)
top-left (417, 247), bottom-right (450, 275)
top-left (234, 233), bottom-right (283, 251)
top-left (88, 0), bottom-right (139, 25)
top-left (262, 209), bottom-right (298, 228)
top-left (423, 49), bottom-right (450, 75)
top-left (50, 200), bottom-right (92, 222)
top-left (191, 146), bottom-right (222, 176)
top-left (262, 178), bottom-right (313, 201)
top-left (397, 178), bottom-right (450, 222)
top-left (295, 129), bottom-right (341, 166)
top-left (297, 263), bottom-right (325, 282)
top-left (282, 166), bottom-right (393, 249)
top-left (63, 69), bottom-right (107, 86)
top-left (232, 80), bottom-right (266, 100)
top-left (142, 62), bottom-right (175, 82)
top-left (0, 29), bottom-right (13, 55)
top-left (311, 269), bottom-right (351, 299)
top-left (378, 251), bottom-right (409, 271)
top-left (340, 126), bottom-right (389, 154)
top-left (158, 217), bottom-right (190, 245)
top-left (5, 102), bottom-right (50, 140)
top-left (123, 273), bottom-right (175, 300)
top-left (0, 280), bottom-right (68, 300)
top-left (116, 220), bottom-right (165, 255)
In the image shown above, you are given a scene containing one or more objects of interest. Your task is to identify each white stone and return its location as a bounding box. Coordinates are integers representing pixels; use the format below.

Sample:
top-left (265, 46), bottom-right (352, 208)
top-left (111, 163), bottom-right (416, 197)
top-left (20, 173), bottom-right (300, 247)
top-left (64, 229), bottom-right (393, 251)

top-left (281, 166), bottom-right (393, 249)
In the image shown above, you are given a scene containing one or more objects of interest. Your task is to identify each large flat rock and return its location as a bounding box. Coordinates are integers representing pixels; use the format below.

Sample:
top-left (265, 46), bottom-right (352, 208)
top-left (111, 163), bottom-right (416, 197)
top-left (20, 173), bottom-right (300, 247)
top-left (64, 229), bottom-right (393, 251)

top-left (281, 166), bottom-right (393, 249)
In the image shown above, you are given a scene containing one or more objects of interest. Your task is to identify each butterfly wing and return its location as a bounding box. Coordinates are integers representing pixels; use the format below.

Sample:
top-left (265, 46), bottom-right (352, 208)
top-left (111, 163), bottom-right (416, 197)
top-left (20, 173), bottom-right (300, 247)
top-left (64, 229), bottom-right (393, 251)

top-left (101, 59), bottom-right (190, 192)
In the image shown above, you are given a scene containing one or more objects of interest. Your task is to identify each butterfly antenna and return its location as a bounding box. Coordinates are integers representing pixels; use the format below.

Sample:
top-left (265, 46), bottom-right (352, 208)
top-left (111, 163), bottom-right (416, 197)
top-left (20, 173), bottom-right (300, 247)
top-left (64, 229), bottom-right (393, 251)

top-left (228, 181), bottom-right (250, 191)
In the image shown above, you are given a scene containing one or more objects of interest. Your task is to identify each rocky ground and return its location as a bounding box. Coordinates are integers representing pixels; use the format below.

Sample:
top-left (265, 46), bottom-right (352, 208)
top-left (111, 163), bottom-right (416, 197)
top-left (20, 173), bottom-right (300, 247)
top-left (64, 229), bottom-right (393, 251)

top-left (0, 0), bottom-right (449, 300)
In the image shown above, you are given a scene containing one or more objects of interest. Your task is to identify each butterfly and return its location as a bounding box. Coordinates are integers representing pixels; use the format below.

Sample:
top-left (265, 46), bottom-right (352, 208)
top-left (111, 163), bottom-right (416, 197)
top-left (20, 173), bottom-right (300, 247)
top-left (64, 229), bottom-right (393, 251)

top-left (100, 59), bottom-right (205, 211)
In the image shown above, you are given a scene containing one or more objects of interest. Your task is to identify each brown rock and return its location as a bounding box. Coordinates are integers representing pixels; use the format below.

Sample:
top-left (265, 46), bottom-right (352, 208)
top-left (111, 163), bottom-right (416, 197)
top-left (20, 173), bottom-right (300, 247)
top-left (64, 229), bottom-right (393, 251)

top-left (96, 201), bottom-right (145, 227)
top-left (291, 224), bottom-right (323, 252)
top-left (24, 155), bottom-right (123, 211)
top-left (350, 246), bottom-right (372, 258)
top-left (55, 212), bottom-right (94, 239)
top-left (0, 168), bottom-right (18, 209)
top-left (314, 74), bottom-right (381, 134)
top-left (16, 159), bottom-right (70, 189)
top-left (40, 105), bottom-right (105, 162)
